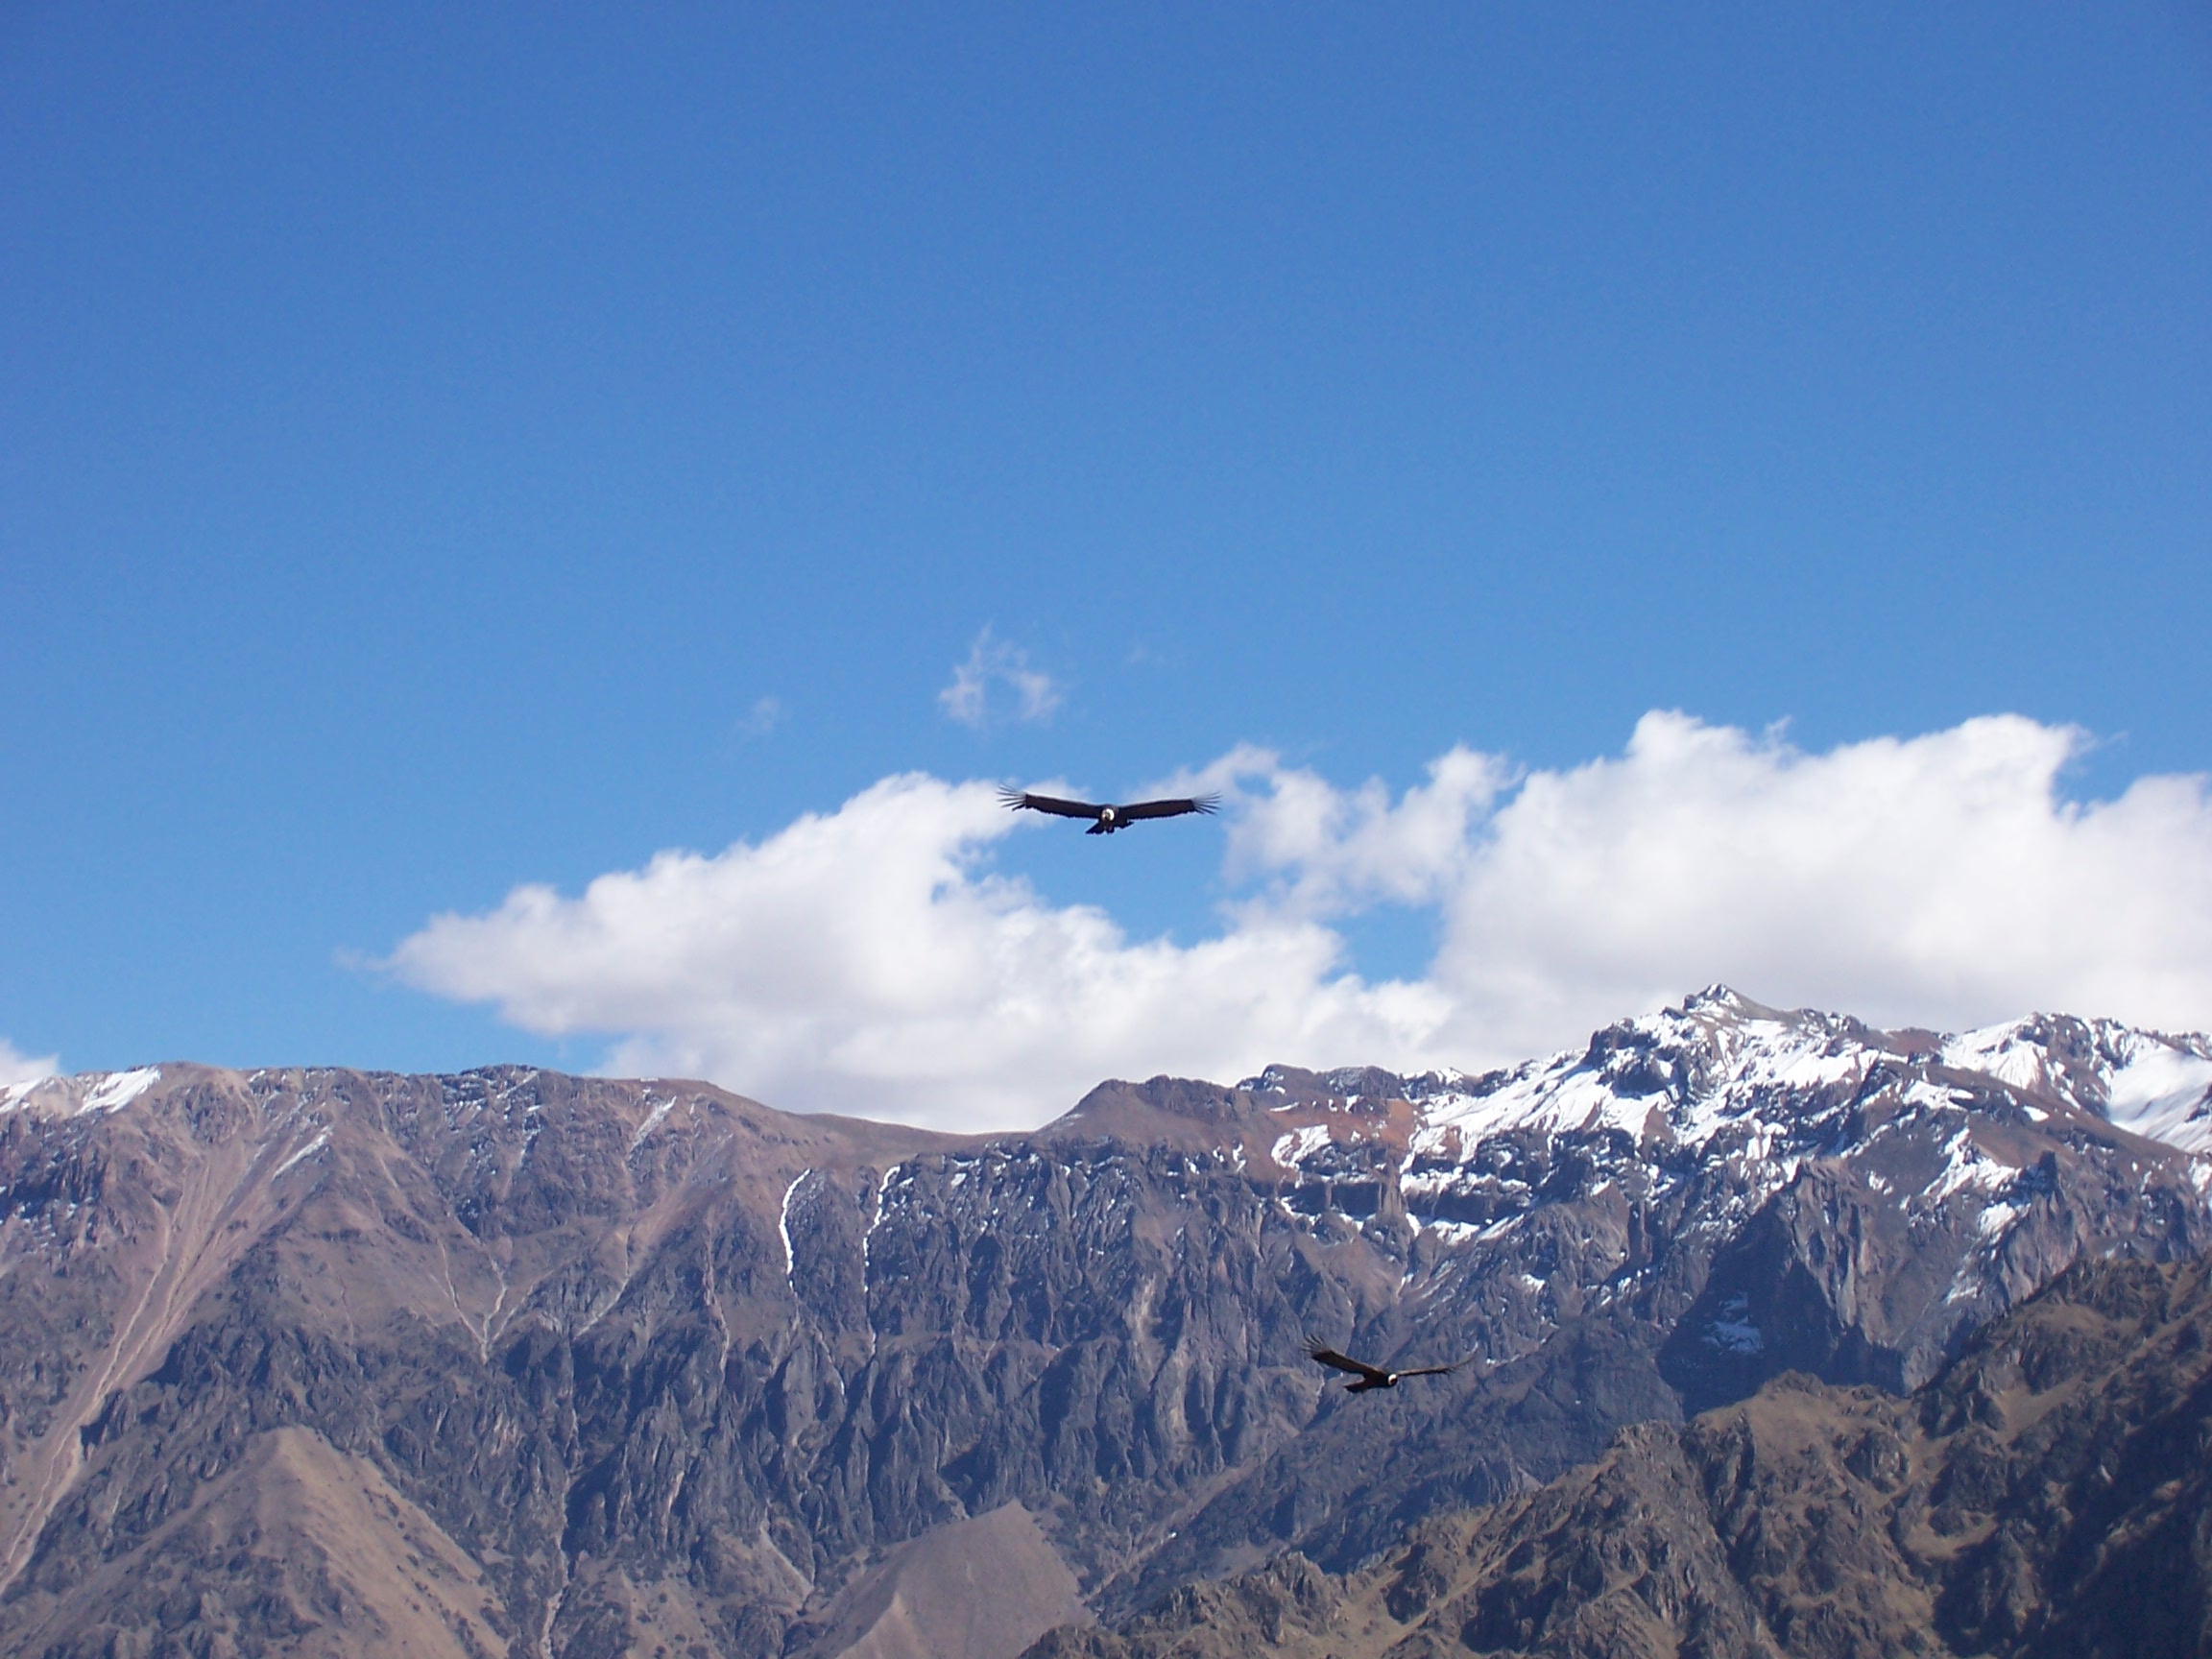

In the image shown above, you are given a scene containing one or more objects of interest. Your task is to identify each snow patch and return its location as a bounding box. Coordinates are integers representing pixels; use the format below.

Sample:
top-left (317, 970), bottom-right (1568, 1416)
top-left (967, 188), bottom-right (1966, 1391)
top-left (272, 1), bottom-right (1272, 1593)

top-left (0, 1078), bottom-right (47, 1113)
top-left (1941, 1025), bottom-right (2056, 1094)
top-left (83, 1068), bottom-right (160, 1116)
top-left (779, 1170), bottom-right (809, 1282)
top-left (1929, 1128), bottom-right (2014, 1202)
top-left (1419, 1218), bottom-right (1483, 1245)
top-left (272, 1129), bottom-right (330, 1179)
top-left (628, 1094), bottom-right (675, 1153)
top-left (2104, 1043), bottom-right (2212, 1156)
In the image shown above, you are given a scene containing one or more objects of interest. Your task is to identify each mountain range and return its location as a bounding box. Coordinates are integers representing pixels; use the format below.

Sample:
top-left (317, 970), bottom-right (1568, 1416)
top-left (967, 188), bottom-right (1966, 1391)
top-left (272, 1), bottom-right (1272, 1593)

top-left (0, 988), bottom-right (2206, 1657)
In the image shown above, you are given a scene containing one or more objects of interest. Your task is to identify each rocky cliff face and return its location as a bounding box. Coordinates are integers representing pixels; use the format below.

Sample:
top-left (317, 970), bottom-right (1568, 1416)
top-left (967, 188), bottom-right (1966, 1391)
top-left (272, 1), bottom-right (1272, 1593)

top-left (1029, 1254), bottom-right (2212, 1659)
top-left (0, 990), bottom-right (2204, 1657)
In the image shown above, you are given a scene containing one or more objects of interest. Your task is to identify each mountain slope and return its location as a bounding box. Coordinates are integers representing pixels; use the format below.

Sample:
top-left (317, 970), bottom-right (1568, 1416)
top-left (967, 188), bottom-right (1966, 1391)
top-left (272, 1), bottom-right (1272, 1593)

top-left (1028, 1254), bottom-right (2212, 1658)
top-left (0, 989), bottom-right (2203, 1656)
top-left (14, 1425), bottom-right (510, 1659)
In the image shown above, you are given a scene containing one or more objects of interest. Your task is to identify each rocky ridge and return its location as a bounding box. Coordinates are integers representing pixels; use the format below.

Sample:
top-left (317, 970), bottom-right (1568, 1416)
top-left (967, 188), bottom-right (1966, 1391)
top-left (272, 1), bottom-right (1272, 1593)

top-left (0, 989), bottom-right (2203, 1657)
top-left (1025, 1253), bottom-right (2212, 1658)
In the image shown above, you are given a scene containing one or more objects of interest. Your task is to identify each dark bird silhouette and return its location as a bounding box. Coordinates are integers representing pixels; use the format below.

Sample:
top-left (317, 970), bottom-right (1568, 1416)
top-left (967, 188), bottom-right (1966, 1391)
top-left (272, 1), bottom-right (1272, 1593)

top-left (998, 787), bottom-right (1220, 835)
top-left (1306, 1341), bottom-right (1459, 1393)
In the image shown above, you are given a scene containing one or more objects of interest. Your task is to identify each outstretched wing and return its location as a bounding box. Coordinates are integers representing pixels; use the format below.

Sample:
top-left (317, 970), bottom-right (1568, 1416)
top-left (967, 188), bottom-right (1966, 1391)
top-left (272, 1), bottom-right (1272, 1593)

top-left (1000, 788), bottom-right (1105, 820)
top-left (1114, 794), bottom-right (1221, 822)
top-left (1392, 1363), bottom-right (1458, 1380)
top-left (1307, 1343), bottom-right (1390, 1385)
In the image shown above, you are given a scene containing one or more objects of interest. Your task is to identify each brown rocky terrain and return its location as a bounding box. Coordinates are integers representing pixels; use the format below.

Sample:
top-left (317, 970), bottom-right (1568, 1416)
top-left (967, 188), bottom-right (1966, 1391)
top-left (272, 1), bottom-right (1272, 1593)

top-left (1027, 1254), bottom-right (2212, 1658)
top-left (790, 1502), bottom-right (1085, 1659)
top-left (0, 992), bottom-right (2203, 1656)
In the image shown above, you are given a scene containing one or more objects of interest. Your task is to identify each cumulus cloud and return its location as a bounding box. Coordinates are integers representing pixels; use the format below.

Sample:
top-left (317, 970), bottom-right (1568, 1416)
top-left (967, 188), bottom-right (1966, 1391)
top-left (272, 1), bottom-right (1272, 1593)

top-left (1424, 711), bottom-right (2212, 1058)
top-left (387, 712), bottom-right (2212, 1130)
top-left (939, 628), bottom-right (1062, 728)
top-left (388, 773), bottom-right (1444, 1129)
top-left (0, 1039), bottom-right (59, 1089)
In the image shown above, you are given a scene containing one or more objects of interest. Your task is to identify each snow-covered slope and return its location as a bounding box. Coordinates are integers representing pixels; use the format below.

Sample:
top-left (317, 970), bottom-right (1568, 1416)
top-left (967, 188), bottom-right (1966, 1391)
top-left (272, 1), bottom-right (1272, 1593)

top-left (1252, 985), bottom-right (2212, 1195)
top-left (1941, 1011), bottom-right (2212, 1155)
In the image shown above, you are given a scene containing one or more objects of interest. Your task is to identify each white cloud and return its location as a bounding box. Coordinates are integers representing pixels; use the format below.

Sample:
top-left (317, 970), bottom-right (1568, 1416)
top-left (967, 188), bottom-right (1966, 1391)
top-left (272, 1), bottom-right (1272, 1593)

top-left (1424, 711), bottom-right (2212, 1058)
top-left (388, 773), bottom-right (1443, 1129)
top-left (939, 627), bottom-right (1063, 729)
top-left (1217, 745), bottom-right (1511, 915)
top-left (0, 1039), bottom-right (60, 1089)
top-left (388, 712), bottom-right (2212, 1131)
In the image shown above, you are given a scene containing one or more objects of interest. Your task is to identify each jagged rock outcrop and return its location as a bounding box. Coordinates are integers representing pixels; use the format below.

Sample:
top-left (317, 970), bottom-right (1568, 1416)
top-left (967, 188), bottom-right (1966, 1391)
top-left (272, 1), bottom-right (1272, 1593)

top-left (0, 991), bottom-right (2203, 1656)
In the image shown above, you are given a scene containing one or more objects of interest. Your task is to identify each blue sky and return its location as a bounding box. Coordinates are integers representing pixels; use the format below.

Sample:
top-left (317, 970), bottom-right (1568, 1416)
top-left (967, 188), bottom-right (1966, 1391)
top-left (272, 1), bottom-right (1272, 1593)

top-left (6, 5), bottom-right (2210, 1122)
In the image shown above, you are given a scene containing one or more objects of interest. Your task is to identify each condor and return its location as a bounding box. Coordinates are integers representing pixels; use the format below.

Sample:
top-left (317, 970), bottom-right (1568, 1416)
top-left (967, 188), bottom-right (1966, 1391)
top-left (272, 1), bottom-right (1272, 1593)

top-left (1306, 1342), bottom-right (1460, 1393)
top-left (998, 787), bottom-right (1219, 835)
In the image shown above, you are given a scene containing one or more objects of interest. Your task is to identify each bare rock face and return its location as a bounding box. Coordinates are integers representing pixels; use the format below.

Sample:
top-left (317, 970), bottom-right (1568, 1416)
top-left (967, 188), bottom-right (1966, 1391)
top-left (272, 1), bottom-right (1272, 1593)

top-left (1035, 1255), bottom-right (2212, 1659)
top-left (0, 990), bottom-right (2204, 1657)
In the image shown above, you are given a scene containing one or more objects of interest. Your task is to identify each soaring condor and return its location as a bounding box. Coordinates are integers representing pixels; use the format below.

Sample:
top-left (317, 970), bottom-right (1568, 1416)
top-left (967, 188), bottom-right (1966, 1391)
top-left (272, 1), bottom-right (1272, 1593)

top-left (1306, 1342), bottom-right (1460, 1393)
top-left (998, 786), bottom-right (1220, 835)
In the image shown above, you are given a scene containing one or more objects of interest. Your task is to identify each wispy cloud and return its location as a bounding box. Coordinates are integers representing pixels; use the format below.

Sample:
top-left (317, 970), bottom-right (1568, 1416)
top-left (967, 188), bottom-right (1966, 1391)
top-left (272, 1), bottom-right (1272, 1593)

top-left (938, 627), bottom-right (1062, 729)
top-left (736, 695), bottom-right (785, 739)
top-left (0, 1038), bottom-right (59, 1088)
top-left (387, 712), bottom-right (2212, 1131)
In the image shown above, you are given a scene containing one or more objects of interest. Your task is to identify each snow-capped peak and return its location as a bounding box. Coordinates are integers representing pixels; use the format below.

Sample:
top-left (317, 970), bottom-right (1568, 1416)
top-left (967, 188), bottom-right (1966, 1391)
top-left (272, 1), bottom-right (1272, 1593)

top-left (1396, 993), bottom-right (1877, 1167)
top-left (1258, 992), bottom-right (2212, 1196)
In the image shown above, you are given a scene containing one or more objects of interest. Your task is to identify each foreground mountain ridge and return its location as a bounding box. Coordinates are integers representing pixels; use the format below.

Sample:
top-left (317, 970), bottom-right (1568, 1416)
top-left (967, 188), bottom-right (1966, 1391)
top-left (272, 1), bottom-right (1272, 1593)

top-left (1029, 1253), bottom-right (2212, 1658)
top-left (0, 989), bottom-right (2204, 1657)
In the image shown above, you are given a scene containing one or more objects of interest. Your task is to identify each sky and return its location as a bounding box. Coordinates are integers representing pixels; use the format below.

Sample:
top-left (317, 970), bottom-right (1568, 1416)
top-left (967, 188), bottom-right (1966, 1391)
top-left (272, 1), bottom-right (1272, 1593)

top-left (5, 4), bottom-right (2211, 1127)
